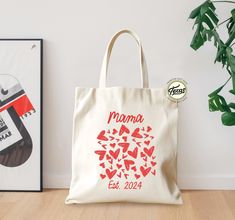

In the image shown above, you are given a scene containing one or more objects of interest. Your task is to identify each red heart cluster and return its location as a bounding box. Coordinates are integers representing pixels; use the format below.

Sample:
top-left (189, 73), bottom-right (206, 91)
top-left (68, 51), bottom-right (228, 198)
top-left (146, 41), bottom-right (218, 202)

top-left (94, 124), bottom-right (157, 180)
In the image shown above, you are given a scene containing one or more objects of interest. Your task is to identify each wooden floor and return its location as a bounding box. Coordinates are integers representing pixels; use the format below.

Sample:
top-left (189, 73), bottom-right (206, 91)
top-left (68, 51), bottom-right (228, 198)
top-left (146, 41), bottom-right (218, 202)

top-left (0, 190), bottom-right (235, 220)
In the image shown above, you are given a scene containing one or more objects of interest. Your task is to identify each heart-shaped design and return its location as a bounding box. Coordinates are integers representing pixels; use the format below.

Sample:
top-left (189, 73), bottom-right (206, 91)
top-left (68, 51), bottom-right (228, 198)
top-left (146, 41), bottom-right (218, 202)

top-left (135, 174), bottom-right (141, 179)
top-left (112, 128), bottom-right (118, 135)
top-left (117, 163), bottom-right (122, 169)
top-left (122, 154), bottom-right (128, 159)
top-left (144, 133), bottom-right (149, 138)
top-left (117, 172), bottom-right (122, 178)
top-left (127, 147), bottom-right (138, 159)
top-left (110, 143), bottom-right (116, 148)
top-left (144, 163), bottom-right (147, 167)
top-left (94, 150), bottom-right (106, 161)
top-left (122, 136), bottom-right (127, 142)
top-left (144, 140), bottom-right (150, 145)
top-left (124, 159), bottom-right (135, 171)
top-left (143, 156), bottom-right (147, 162)
top-left (150, 136), bottom-right (154, 139)
top-left (109, 149), bottom-right (120, 159)
top-left (144, 146), bottom-right (154, 157)
top-left (131, 166), bottom-right (137, 172)
top-left (99, 162), bottom-right (105, 168)
top-left (141, 152), bottom-right (146, 157)
top-left (140, 166), bottom-right (151, 177)
top-left (152, 156), bottom-right (156, 160)
top-left (131, 128), bottom-right (143, 138)
top-left (100, 174), bottom-right (106, 179)
top-left (106, 169), bottom-right (117, 179)
top-left (118, 143), bottom-right (130, 153)
top-left (142, 127), bottom-right (145, 131)
top-left (151, 170), bottom-right (156, 175)
top-left (101, 144), bottom-right (107, 149)
top-left (108, 158), bottom-right (113, 164)
top-left (119, 124), bottom-right (130, 136)
top-left (121, 169), bottom-right (125, 173)
top-left (107, 129), bottom-right (110, 134)
top-left (136, 142), bottom-right (141, 147)
top-left (97, 130), bottom-right (108, 141)
top-left (132, 138), bottom-right (136, 142)
top-left (147, 126), bottom-right (152, 132)
top-left (118, 158), bottom-right (121, 162)
top-left (116, 138), bottom-right (120, 141)
top-left (98, 141), bottom-right (102, 144)
top-left (151, 161), bottom-right (156, 167)
top-left (109, 136), bottom-right (115, 141)
top-left (110, 165), bottom-right (113, 169)
top-left (124, 174), bottom-right (129, 179)
top-left (106, 154), bottom-right (112, 160)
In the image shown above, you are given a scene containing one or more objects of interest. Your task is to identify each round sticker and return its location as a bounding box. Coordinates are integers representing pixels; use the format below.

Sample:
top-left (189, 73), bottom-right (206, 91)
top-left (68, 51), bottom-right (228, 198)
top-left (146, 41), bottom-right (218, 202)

top-left (167, 78), bottom-right (187, 102)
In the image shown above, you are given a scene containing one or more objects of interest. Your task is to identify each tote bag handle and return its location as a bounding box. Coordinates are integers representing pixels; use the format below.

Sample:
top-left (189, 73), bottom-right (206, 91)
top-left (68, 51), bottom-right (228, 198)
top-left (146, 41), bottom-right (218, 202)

top-left (99, 29), bottom-right (149, 88)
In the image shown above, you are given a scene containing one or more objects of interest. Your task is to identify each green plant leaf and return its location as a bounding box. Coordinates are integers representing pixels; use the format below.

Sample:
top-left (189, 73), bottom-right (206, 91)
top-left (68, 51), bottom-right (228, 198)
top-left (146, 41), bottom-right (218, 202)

top-left (208, 94), bottom-right (231, 112)
top-left (229, 89), bottom-right (235, 95)
top-left (208, 85), bottom-right (225, 98)
top-left (189, 0), bottom-right (218, 50)
top-left (221, 112), bottom-right (235, 126)
top-left (228, 102), bottom-right (235, 109)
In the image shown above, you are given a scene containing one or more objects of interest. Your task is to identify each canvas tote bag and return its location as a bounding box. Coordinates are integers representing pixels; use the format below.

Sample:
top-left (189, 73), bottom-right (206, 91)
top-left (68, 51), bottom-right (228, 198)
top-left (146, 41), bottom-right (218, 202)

top-left (66, 29), bottom-right (182, 204)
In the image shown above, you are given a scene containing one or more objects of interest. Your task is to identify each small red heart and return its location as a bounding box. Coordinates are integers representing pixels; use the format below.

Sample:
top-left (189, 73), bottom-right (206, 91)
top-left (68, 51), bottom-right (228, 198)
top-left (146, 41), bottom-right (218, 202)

top-left (152, 156), bottom-right (156, 160)
top-left (144, 146), bottom-right (155, 157)
top-left (97, 130), bottom-right (108, 141)
top-left (151, 161), bottom-right (156, 167)
top-left (119, 124), bottom-right (130, 136)
top-left (131, 128), bottom-right (143, 138)
top-left (106, 169), bottom-right (117, 179)
top-left (107, 129), bottom-right (110, 134)
top-left (124, 174), bottom-right (129, 179)
top-left (136, 142), bottom-right (141, 147)
top-left (98, 141), bottom-right (102, 144)
top-left (95, 150), bottom-right (106, 161)
top-left (118, 143), bottom-right (130, 153)
top-left (108, 159), bottom-right (113, 164)
top-left (122, 154), bottom-right (128, 159)
top-left (135, 174), bottom-right (140, 179)
top-left (117, 172), bottom-right (122, 178)
top-left (110, 165), bottom-right (113, 169)
top-left (109, 149), bottom-right (120, 159)
top-left (144, 133), bottom-right (149, 138)
top-left (143, 156), bottom-right (147, 162)
top-left (131, 166), bottom-right (137, 172)
top-left (118, 158), bottom-right (121, 162)
top-left (106, 154), bottom-right (112, 160)
top-left (144, 163), bottom-right (147, 167)
top-left (127, 147), bottom-right (138, 159)
top-left (122, 136), bottom-right (127, 142)
top-left (99, 162), bottom-right (105, 168)
top-left (144, 140), bottom-right (150, 145)
top-left (151, 170), bottom-right (156, 175)
top-left (117, 164), bottom-right (122, 169)
top-left (142, 127), bottom-right (145, 131)
top-left (124, 159), bottom-right (135, 171)
top-left (112, 128), bottom-right (118, 135)
top-left (121, 169), bottom-right (125, 173)
top-left (140, 166), bottom-right (151, 177)
top-left (150, 136), bottom-right (154, 139)
top-left (109, 136), bottom-right (115, 141)
top-left (132, 138), bottom-right (136, 142)
top-left (101, 144), bottom-right (107, 149)
top-left (147, 126), bottom-right (152, 132)
top-left (100, 174), bottom-right (106, 179)
top-left (141, 152), bottom-right (146, 157)
top-left (110, 143), bottom-right (116, 148)
top-left (116, 138), bottom-right (120, 141)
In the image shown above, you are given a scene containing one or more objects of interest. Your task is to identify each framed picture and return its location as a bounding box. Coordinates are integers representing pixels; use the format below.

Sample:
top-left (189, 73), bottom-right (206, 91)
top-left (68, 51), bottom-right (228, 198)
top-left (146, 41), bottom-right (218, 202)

top-left (0, 39), bottom-right (43, 191)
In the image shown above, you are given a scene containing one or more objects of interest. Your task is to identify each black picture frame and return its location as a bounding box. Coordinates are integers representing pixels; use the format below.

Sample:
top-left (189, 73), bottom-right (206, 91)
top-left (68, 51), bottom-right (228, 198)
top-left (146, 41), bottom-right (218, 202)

top-left (0, 39), bottom-right (43, 192)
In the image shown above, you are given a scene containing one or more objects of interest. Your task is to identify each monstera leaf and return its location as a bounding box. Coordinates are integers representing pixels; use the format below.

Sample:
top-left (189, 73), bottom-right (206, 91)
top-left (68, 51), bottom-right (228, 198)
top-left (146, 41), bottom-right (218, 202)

top-left (189, 0), bottom-right (235, 126)
top-left (189, 0), bottom-right (219, 50)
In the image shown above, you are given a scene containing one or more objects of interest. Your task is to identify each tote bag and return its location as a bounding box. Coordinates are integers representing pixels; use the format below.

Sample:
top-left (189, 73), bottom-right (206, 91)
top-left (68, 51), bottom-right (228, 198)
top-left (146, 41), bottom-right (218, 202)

top-left (66, 30), bottom-right (182, 204)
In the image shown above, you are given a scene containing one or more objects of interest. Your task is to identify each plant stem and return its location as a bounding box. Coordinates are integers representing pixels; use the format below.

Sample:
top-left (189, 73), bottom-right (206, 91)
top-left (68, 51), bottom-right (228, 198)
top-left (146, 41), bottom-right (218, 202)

top-left (213, 17), bottom-right (231, 30)
top-left (213, 0), bottom-right (235, 3)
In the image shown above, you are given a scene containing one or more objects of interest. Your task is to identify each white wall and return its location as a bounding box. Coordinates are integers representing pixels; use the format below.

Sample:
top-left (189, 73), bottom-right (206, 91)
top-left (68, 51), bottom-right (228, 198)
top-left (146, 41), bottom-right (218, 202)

top-left (1, 0), bottom-right (235, 189)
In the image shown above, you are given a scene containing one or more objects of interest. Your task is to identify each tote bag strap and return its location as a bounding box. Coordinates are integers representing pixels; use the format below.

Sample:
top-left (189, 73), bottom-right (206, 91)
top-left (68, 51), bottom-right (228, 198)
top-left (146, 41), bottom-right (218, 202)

top-left (99, 29), bottom-right (149, 88)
